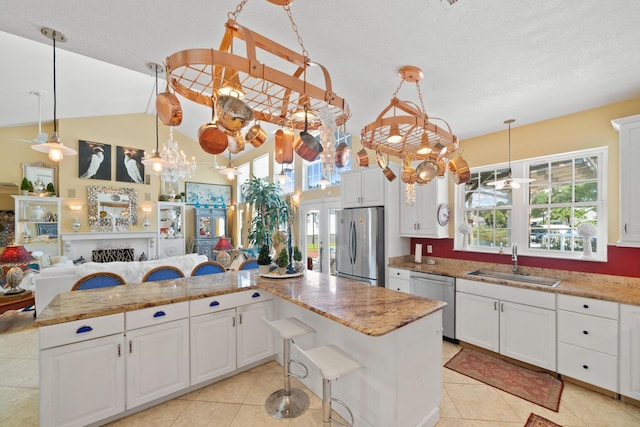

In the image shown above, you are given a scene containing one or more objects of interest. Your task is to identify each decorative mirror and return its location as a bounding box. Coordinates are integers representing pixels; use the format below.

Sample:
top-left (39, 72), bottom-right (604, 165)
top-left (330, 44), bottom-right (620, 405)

top-left (88, 186), bottom-right (137, 228)
top-left (22, 162), bottom-right (58, 194)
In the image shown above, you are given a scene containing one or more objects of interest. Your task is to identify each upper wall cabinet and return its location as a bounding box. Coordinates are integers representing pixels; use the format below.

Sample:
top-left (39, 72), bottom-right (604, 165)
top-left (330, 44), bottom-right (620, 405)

top-left (399, 175), bottom-right (449, 238)
top-left (340, 168), bottom-right (385, 208)
top-left (612, 114), bottom-right (640, 247)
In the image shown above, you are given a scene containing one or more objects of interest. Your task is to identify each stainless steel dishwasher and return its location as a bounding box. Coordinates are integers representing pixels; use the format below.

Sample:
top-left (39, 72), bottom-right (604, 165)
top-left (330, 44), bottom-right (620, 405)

top-left (410, 272), bottom-right (456, 342)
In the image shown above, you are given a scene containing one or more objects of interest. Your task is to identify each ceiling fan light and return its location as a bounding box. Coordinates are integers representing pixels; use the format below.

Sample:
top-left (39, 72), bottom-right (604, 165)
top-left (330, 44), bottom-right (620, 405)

top-left (387, 124), bottom-right (402, 143)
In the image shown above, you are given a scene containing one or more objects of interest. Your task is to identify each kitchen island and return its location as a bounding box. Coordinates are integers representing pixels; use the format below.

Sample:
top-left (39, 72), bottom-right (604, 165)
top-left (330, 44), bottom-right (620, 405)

top-left (37, 270), bottom-right (446, 427)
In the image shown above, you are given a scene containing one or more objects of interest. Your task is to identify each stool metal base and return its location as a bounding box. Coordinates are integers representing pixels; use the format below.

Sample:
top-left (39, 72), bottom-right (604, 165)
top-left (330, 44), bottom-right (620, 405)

top-left (265, 388), bottom-right (310, 419)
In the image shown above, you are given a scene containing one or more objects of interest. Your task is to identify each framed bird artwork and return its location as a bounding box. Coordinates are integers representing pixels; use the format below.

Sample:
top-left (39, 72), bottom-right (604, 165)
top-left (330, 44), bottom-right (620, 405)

top-left (79, 140), bottom-right (112, 180)
top-left (116, 146), bottom-right (146, 184)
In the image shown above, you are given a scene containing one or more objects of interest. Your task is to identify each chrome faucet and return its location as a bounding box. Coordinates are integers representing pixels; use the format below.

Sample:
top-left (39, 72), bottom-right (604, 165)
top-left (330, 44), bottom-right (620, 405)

top-left (511, 243), bottom-right (518, 274)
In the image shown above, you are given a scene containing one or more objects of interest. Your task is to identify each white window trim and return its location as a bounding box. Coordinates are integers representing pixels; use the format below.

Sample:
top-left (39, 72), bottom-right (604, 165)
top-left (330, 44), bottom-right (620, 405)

top-left (454, 147), bottom-right (608, 262)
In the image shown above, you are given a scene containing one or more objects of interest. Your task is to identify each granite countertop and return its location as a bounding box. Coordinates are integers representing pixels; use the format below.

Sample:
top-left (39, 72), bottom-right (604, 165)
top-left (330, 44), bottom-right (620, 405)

top-left (389, 256), bottom-right (640, 306)
top-left (36, 270), bottom-right (446, 336)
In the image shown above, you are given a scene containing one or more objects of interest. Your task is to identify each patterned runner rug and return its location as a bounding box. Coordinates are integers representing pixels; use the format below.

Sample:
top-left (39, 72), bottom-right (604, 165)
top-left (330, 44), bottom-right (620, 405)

top-left (525, 413), bottom-right (562, 427)
top-left (445, 348), bottom-right (563, 412)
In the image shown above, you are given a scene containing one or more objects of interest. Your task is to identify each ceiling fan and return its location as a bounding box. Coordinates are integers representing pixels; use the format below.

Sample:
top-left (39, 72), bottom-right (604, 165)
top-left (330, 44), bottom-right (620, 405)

top-left (11, 90), bottom-right (48, 144)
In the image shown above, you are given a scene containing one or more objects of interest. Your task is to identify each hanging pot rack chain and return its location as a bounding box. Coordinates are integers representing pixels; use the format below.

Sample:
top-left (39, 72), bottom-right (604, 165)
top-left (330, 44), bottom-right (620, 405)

top-left (166, 2), bottom-right (349, 131)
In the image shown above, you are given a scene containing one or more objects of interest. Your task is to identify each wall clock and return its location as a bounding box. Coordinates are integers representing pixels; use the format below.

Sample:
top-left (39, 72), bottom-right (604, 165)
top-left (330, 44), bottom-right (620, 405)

top-left (437, 203), bottom-right (450, 226)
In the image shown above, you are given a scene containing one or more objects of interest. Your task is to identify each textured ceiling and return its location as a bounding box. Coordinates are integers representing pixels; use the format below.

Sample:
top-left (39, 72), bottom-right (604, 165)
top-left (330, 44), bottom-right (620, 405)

top-left (1, 0), bottom-right (639, 150)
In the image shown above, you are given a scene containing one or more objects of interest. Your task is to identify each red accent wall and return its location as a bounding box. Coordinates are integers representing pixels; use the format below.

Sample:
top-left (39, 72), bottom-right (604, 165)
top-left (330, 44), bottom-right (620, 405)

top-left (410, 238), bottom-right (640, 278)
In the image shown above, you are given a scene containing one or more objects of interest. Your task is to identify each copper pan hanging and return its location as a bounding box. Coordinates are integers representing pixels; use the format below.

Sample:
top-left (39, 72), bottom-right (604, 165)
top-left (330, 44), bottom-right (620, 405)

top-left (156, 65), bottom-right (183, 126)
top-left (198, 99), bottom-right (228, 155)
top-left (449, 153), bottom-right (470, 184)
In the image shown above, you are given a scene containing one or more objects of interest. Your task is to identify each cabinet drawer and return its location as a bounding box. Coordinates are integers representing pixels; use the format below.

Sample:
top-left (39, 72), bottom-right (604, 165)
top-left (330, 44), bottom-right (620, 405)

top-left (558, 310), bottom-right (618, 355)
top-left (126, 301), bottom-right (189, 330)
top-left (557, 342), bottom-right (618, 392)
top-left (557, 294), bottom-right (618, 319)
top-left (39, 313), bottom-right (124, 349)
top-left (389, 268), bottom-right (410, 281)
top-left (190, 290), bottom-right (272, 317)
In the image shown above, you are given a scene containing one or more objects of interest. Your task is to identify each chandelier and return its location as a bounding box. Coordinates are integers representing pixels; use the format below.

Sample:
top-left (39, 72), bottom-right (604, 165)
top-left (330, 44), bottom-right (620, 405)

top-left (360, 66), bottom-right (469, 186)
top-left (163, 0), bottom-right (350, 158)
top-left (161, 127), bottom-right (197, 191)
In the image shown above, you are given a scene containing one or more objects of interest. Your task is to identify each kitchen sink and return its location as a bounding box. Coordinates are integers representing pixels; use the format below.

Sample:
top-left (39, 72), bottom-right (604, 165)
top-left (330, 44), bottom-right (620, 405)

top-left (467, 269), bottom-right (562, 287)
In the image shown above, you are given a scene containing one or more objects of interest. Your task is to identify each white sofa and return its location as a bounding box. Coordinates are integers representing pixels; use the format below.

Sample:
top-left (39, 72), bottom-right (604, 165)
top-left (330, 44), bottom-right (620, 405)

top-left (33, 253), bottom-right (208, 316)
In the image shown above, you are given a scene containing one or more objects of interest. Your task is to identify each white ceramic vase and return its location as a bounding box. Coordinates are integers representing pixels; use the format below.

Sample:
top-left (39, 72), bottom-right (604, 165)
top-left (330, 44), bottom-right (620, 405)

top-left (583, 237), bottom-right (593, 257)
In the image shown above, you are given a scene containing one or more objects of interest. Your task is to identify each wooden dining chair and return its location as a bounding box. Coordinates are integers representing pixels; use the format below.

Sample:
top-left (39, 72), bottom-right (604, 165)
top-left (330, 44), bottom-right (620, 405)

top-left (71, 272), bottom-right (126, 291)
top-left (190, 261), bottom-right (226, 276)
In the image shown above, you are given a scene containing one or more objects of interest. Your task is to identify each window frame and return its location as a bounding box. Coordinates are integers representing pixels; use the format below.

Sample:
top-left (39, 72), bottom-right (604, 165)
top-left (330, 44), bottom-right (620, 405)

top-left (454, 147), bottom-right (608, 261)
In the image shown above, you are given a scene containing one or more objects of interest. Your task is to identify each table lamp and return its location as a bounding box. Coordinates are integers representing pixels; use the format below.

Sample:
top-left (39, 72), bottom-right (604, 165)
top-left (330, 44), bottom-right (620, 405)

top-left (214, 237), bottom-right (234, 251)
top-left (0, 244), bottom-right (36, 295)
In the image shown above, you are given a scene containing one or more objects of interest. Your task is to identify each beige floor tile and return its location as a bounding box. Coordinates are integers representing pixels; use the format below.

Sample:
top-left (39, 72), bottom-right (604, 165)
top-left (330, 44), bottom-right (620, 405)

top-left (439, 387), bottom-right (463, 419)
top-left (442, 341), bottom-right (461, 360)
top-left (443, 383), bottom-right (520, 423)
top-left (243, 372), bottom-right (287, 405)
top-left (0, 386), bottom-right (39, 426)
top-left (435, 418), bottom-right (470, 426)
top-left (104, 399), bottom-right (189, 426)
top-left (194, 371), bottom-right (257, 404)
top-left (171, 400), bottom-right (241, 427)
top-left (463, 421), bottom-right (522, 427)
top-left (230, 404), bottom-right (290, 426)
top-left (560, 382), bottom-right (640, 427)
top-left (249, 360), bottom-right (283, 375)
top-left (496, 388), bottom-right (585, 427)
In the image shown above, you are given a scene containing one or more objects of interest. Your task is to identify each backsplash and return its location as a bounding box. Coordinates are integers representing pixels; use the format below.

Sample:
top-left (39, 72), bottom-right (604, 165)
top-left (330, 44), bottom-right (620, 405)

top-left (411, 238), bottom-right (640, 279)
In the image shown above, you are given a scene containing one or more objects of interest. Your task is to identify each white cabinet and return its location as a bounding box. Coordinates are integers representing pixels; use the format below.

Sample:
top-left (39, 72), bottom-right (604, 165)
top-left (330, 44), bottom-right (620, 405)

top-left (388, 267), bottom-right (411, 293)
top-left (190, 291), bottom-right (274, 386)
top-left (125, 302), bottom-right (190, 409)
top-left (341, 168), bottom-right (384, 208)
top-left (557, 294), bottom-right (619, 392)
top-left (456, 278), bottom-right (556, 370)
top-left (620, 303), bottom-right (640, 399)
top-left (612, 114), bottom-right (640, 246)
top-left (12, 195), bottom-right (61, 257)
top-left (399, 175), bottom-right (448, 238)
top-left (40, 314), bottom-right (125, 427)
top-left (157, 201), bottom-right (186, 258)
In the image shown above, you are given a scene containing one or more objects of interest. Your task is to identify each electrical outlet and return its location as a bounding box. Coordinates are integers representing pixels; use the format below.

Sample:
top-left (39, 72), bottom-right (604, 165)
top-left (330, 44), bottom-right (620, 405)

top-left (427, 245), bottom-right (433, 254)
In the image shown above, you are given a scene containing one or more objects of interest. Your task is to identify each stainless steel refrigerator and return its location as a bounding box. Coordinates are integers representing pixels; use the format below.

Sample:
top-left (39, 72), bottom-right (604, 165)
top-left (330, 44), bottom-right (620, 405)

top-left (336, 206), bottom-right (385, 287)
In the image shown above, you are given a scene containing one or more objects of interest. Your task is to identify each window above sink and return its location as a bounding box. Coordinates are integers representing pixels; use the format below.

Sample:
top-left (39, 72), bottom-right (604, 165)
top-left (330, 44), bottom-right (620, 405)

top-left (455, 147), bottom-right (608, 262)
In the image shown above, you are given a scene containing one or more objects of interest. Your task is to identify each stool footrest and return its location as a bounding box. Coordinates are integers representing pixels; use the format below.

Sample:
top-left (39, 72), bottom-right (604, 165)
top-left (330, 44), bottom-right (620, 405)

top-left (288, 359), bottom-right (309, 379)
top-left (329, 397), bottom-right (355, 427)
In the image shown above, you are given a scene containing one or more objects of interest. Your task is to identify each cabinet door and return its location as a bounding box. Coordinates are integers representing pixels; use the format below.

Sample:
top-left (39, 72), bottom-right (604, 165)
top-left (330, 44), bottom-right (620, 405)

top-left (500, 301), bottom-right (556, 370)
top-left (456, 292), bottom-right (499, 351)
top-left (126, 318), bottom-right (190, 409)
top-left (621, 304), bottom-right (640, 399)
top-left (237, 301), bottom-right (274, 368)
top-left (40, 334), bottom-right (125, 427)
top-left (341, 172), bottom-right (363, 208)
top-left (359, 168), bottom-right (384, 207)
top-left (399, 181), bottom-right (420, 235)
top-left (614, 115), bottom-right (640, 246)
top-left (190, 309), bottom-right (236, 385)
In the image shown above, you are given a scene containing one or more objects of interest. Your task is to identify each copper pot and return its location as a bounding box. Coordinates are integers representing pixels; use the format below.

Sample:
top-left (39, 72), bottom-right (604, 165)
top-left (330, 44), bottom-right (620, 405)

top-left (416, 160), bottom-right (438, 184)
top-left (335, 142), bottom-right (351, 168)
top-left (355, 148), bottom-right (369, 167)
top-left (156, 68), bottom-right (182, 126)
top-left (244, 122), bottom-right (267, 148)
top-left (449, 154), bottom-right (471, 184)
top-left (198, 103), bottom-right (228, 155)
top-left (227, 132), bottom-right (245, 154)
top-left (382, 166), bottom-right (396, 182)
top-left (401, 159), bottom-right (417, 184)
top-left (293, 112), bottom-right (323, 161)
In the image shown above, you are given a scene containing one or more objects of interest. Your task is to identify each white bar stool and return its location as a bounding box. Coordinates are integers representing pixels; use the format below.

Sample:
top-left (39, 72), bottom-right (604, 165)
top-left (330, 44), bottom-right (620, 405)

top-left (262, 317), bottom-right (316, 419)
top-left (300, 344), bottom-right (363, 427)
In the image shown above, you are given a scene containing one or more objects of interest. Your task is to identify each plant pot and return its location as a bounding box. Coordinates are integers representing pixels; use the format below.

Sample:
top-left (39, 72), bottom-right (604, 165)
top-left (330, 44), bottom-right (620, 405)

top-left (279, 267), bottom-right (287, 275)
top-left (258, 265), bottom-right (270, 275)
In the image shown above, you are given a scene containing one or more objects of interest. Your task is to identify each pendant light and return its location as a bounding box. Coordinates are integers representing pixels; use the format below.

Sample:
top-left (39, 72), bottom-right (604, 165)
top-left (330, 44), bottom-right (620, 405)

top-left (487, 119), bottom-right (535, 189)
top-left (277, 163), bottom-right (290, 185)
top-left (142, 63), bottom-right (168, 174)
top-left (31, 28), bottom-right (77, 162)
top-left (219, 152), bottom-right (240, 181)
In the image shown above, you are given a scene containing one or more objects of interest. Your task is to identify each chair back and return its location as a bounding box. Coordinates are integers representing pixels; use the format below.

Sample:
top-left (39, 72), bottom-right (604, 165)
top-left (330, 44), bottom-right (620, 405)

top-left (190, 261), bottom-right (226, 276)
top-left (238, 258), bottom-right (260, 270)
top-left (142, 266), bottom-right (185, 282)
top-left (71, 272), bottom-right (126, 291)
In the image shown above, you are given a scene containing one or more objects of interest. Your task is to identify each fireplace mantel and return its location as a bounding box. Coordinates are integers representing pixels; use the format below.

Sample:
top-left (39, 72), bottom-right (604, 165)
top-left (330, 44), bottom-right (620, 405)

top-left (61, 232), bottom-right (157, 261)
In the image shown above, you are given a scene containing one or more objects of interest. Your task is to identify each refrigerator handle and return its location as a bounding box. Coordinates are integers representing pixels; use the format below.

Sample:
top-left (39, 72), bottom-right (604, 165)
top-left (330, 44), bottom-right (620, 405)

top-left (351, 220), bottom-right (357, 265)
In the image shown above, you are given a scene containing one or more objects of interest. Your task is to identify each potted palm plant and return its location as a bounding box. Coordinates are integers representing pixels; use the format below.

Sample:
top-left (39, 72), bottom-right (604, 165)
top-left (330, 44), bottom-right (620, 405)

top-left (242, 175), bottom-right (288, 250)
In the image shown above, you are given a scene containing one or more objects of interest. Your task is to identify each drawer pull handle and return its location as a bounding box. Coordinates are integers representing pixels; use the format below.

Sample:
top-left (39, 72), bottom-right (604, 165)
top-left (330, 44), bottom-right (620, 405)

top-left (582, 364), bottom-right (589, 370)
top-left (583, 304), bottom-right (589, 309)
top-left (209, 301), bottom-right (220, 307)
top-left (583, 330), bottom-right (589, 335)
top-left (252, 292), bottom-right (261, 298)
top-left (153, 311), bottom-right (166, 318)
top-left (76, 326), bottom-right (93, 334)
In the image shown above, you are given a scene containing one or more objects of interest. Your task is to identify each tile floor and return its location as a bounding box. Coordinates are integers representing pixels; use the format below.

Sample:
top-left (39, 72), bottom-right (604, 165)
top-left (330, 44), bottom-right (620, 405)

top-left (1, 310), bottom-right (640, 427)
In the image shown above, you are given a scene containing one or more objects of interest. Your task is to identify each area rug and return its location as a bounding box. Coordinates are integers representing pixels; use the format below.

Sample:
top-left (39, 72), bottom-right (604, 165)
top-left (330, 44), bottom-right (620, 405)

top-left (524, 413), bottom-right (562, 427)
top-left (445, 348), bottom-right (563, 412)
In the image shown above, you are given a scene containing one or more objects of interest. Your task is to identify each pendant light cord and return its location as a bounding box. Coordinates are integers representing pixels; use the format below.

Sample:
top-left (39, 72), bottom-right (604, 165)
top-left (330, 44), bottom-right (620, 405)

top-left (155, 65), bottom-right (159, 152)
top-left (52, 32), bottom-right (57, 133)
top-left (508, 121), bottom-right (511, 171)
